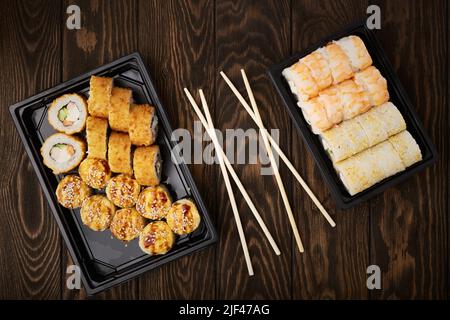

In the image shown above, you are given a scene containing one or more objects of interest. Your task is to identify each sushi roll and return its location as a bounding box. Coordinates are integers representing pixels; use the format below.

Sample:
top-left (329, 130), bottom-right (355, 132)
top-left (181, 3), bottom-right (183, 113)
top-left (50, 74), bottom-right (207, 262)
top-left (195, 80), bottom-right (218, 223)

top-left (56, 175), bottom-right (92, 209)
top-left (105, 174), bottom-right (140, 208)
top-left (388, 130), bottom-right (422, 167)
top-left (337, 79), bottom-right (371, 120)
top-left (297, 98), bottom-right (333, 134)
top-left (166, 199), bottom-right (201, 235)
top-left (354, 66), bottom-right (389, 106)
top-left (335, 35), bottom-right (372, 72)
top-left (139, 221), bottom-right (175, 255)
top-left (87, 76), bottom-right (113, 118)
top-left (300, 50), bottom-right (332, 91)
top-left (133, 145), bottom-right (162, 186)
top-left (372, 102), bottom-right (406, 136)
top-left (317, 86), bottom-right (344, 125)
top-left (318, 43), bottom-right (353, 84)
top-left (78, 158), bottom-right (112, 189)
top-left (86, 116), bottom-right (108, 160)
top-left (80, 195), bottom-right (116, 231)
top-left (41, 133), bottom-right (86, 174)
top-left (110, 208), bottom-right (146, 241)
top-left (108, 131), bottom-right (133, 175)
top-left (109, 87), bottom-right (132, 132)
top-left (48, 93), bottom-right (87, 134)
top-left (282, 62), bottom-right (319, 102)
top-left (136, 185), bottom-right (172, 220)
top-left (129, 104), bottom-right (158, 146)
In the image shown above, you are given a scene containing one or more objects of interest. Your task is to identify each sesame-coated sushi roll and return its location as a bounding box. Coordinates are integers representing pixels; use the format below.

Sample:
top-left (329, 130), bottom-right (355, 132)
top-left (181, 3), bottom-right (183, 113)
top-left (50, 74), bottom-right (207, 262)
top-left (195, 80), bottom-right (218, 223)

top-left (354, 66), bottom-right (389, 106)
top-left (317, 86), bottom-right (344, 125)
top-left (41, 133), bottom-right (86, 174)
top-left (109, 87), bottom-right (132, 132)
top-left (48, 93), bottom-right (88, 134)
top-left (282, 62), bottom-right (319, 102)
top-left (108, 131), bottom-right (133, 175)
top-left (297, 98), bottom-right (333, 134)
top-left (136, 185), bottom-right (172, 220)
top-left (371, 102), bottom-right (406, 136)
top-left (78, 158), bottom-right (112, 189)
top-left (337, 79), bottom-right (371, 120)
top-left (388, 131), bottom-right (422, 167)
top-left (87, 76), bottom-right (113, 118)
top-left (106, 174), bottom-right (141, 208)
top-left (300, 50), bottom-right (332, 91)
top-left (133, 145), bottom-right (162, 186)
top-left (318, 43), bottom-right (354, 84)
top-left (139, 221), bottom-right (175, 255)
top-left (335, 35), bottom-right (372, 72)
top-left (129, 104), bottom-right (158, 146)
top-left (86, 116), bottom-right (108, 160)
top-left (166, 199), bottom-right (201, 235)
top-left (56, 175), bottom-right (91, 209)
top-left (110, 208), bottom-right (146, 242)
top-left (80, 195), bottom-right (116, 231)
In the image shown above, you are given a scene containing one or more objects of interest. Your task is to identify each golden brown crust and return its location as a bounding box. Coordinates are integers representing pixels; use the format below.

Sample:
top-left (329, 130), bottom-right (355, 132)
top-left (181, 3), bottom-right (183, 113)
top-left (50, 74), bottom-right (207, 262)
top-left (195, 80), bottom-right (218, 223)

top-left (86, 116), bottom-right (108, 160)
top-left (80, 195), bottom-right (116, 231)
top-left (110, 208), bottom-right (146, 241)
top-left (136, 185), bottom-right (172, 219)
top-left (105, 174), bottom-right (140, 208)
top-left (108, 131), bottom-right (133, 175)
top-left (139, 221), bottom-right (175, 255)
top-left (133, 145), bottom-right (161, 186)
top-left (87, 76), bottom-right (113, 118)
top-left (129, 104), bottom-right (157, 146)
top-left (78, 158), bottom-right (112, 189)
top-left (109, 87), bottom-right (132, 132)
top-left (48, 93), bottom-right (87, 134)
top-left (166, 198), bottom-right (201, 235)
top-left (56, 175), bottom-right (91, 209)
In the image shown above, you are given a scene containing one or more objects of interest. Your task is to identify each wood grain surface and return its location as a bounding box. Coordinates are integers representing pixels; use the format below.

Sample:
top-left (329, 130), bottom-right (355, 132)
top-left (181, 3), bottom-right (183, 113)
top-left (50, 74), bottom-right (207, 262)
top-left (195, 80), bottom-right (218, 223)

top-left (0, 0), bottom-right (448, 299)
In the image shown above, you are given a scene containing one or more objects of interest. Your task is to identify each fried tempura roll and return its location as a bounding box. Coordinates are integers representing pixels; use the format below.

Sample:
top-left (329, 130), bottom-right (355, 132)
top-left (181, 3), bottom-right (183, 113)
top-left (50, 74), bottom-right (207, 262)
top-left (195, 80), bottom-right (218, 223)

top-left (86, 116), bottom-right (108, 160)
top-left (108, 131), bottom-right (133, 175)
top-left (106, 174), bottom-right (141, 208)
top-left (81, 195), bottom-right (116, 231)
top-left (136, 185), bottom-right (172, 219)
top-left (48, 93), bottom-right (88, 134)
top-left (166, 199), bottom-right (201, 235)
top-left (56, 175), bottom-right (92, 209)
top-left (139, 221), bottom-right (175, 255)
top-left (110, 208), bottom-right (146, 241)
top-left (129, 104), bottom-right (158, 146)
top-left (41, 133), bottom-right (86, 174)
top-left (133, 145), bottom-right (162, 186)
top-left (87, 76), bottom-right (113, 118)
top-left (78, 158), bottom-right (112, 189)
top-left (109, 87), bottom-right (132, 132)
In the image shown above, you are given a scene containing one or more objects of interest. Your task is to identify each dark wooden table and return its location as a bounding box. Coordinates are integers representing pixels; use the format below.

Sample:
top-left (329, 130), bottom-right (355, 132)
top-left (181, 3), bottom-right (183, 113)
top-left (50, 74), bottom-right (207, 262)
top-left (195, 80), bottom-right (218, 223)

top-left (0, 0), bottom-right (448, 299)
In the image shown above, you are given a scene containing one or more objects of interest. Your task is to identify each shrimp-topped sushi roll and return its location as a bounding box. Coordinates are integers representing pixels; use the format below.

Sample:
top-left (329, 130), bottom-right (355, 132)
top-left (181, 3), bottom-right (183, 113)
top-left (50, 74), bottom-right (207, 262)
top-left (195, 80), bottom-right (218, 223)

top-left (129, 104), bottom-right (158, 146)
top-left (87, 76), bottom-right (113, 118)
top-left (133, 145), bottom-right (162, 186)
top-left (335, 35), bottom-right (372, 72)
top-left (78, 158), bottom-right (112, 189)
top-left (337, 79), bottom-right (371, 120)
top-left (136, 185), bottom-right (172, 220)
top-left (80, 195), bottom-right (116, 231)
top-left (317, 86), bottom-right (344, 125)
top-left (298, 98), bottom-right (333, 134)
top-left (41, 133), bottom-right (86, 174)
top-left (371, 102), bottom-right (406, 136)
top-left (56, 175), bottom-right (91, 209)
top-left (108, 131), bottom-right (133, 175)
top-left (300, 50), bottom-right (332, 91)
top-left (109, 87), bottom-right (132, 132)
top-left (110, 208), bottom-right (146, 242)
top-left (318, 43), bottom-right (354, 84)
top-left (48, 93), bottom-right (88, 134)
top-left (282, 61), bottom-right (319, 102)
top-left (139, 221), bottom-right (175, 255)
top-left (86, 116), bottom-right (108, 160)
top-left (166, 199), bottom-right (201, 235)
top-left (388, 131), bottom-right (422, 167)
top-left (106, 174), bottom-right (141, 208)
top-left (354, 66), bottom-right (389, 106)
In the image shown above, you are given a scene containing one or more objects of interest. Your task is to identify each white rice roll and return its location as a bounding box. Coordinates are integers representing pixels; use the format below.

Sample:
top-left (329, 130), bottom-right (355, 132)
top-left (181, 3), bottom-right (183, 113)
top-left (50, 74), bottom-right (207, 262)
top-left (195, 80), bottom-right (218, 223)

top-left (355, 108), bottom-right (389, 146)
top-left (48, 93), bottom-right (87, 134)
top-left (41, 133), bottom-right (86, 174)
top-left (282, 61), bottom-right (319, 102)
top-left (371, 102), bottom-right (406, 136)
top-left (388, 131), bottom-right (422, 167)
top-left (335, 35), bottom-right (372, 72)
top-left (369, 141), bottom-right (405, 178)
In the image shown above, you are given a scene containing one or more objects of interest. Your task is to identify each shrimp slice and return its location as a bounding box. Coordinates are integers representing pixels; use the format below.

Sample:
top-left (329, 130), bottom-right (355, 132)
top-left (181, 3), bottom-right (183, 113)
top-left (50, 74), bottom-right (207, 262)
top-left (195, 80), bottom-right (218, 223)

top-left (319, 43), bottom-right (354, 84)
top-left (354, 66), bottom-right (389, 106)
top-left (337, 79), bottom-right (371, 120)
top-left (335, 35), bottom-right (372, 71)
top-left (300, 50), bottom-right (333, 91)
top-left (282, 61), bottom-right (319, 101)
top-left (317, 86), bottom-right (343, 125)
top-left (298, 98), bottom-right (333, 134)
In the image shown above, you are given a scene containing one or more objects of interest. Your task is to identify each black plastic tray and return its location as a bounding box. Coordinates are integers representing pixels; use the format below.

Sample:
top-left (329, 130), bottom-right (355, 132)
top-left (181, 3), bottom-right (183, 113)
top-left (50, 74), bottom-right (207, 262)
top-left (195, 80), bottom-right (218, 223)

top-left (9, 52), bottom-right (217, 295)
top-left (268, 23), bottom-right (437, 209)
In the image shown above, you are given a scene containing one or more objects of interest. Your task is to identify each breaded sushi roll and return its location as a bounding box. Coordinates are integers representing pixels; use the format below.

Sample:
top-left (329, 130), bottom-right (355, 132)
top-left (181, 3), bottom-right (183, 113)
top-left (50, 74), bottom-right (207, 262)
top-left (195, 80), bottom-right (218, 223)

top-left (317, 86), bottom-right (344, 125)
top-left (110, 208), bottom-right (146, 242)
top-left (41, 133), bottom-right (86, 174)
top-left (139, 221), bottom-right (175, 255)
top-left (297, 98), bottom-right (333, 134)
top-left (106, 174), bottom-right (141, 208)
top-left (86, 116), bottom-right (108, 160)
top-left (337, 79), bottom-right (371, 120)
top-left (318, 43), bottom-right (353, 84)
top-left (80, 195), bottom-right (116, 231)
top-left (136, 185), bottom-right (172, 220)
top-left (129, 104), bottom-right (158, 146)
top-left (388, 130), bottom-right (422, 167)
top-left (166, 199), bottom-right (201, 235)
top-left (354, 66), bottom-right (389, 106)
top-left (335, 35), bottom-right (372, 72)
top-left (133, 145), bottom-right (162, 186)
top-left (48, 93), bottom-right (87, 134)
top-left (282, 62), bottom-right (319, 102)
top-left (300, 50), bottom-right (332, 91)
top-left (87, 76), bottom-right (113, 118)
top-left (78, 158), bottom-right (112, 189)
top-left (108, 131), bottom-right (133, 175)
top-left (109, 87), bottom-right (132, 132)
top-left (56, 175), bottom-right (91, 209)
top-left (372, 102), bottom-right (406, 136)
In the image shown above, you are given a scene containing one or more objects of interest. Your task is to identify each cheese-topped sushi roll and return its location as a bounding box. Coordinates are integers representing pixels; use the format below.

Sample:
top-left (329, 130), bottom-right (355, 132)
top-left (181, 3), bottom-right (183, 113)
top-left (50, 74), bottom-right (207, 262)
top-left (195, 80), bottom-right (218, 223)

top-left (129, 104), bottom-right (158, 146)
top-left (110, 208), bottom-right (146, 241)
top-left (86, 116), bottom-right (108, 160)
top-left (300, 50), bottom-right (332, 91)
top-left (354, 66), bottom-right (389, 106)
top-left (318, 43), bottom-right (353, 84)
top-left (87, 76), bottom-right (113, 118)
top-left (41, 133), bottom-right (86, 174)
top-left (80, 195), bottom-right (116, 231)
top-left (335, 35), bottom-right (372, 71)
top-left (48, 93), bottom-right (87, 134)
top-left (109, 87), bottom-right (132, 132)
top-left (108, 131), bottom-right (133, 175)
top-left (297, 98), bottom-right (333, 134)
top-left (133, 145), bottom-right (162, 186)
top-left (139, 221), bottom-right (175, 255)
top-left (136, 185), bottom-right (172, 220)
top-left (317, 86), bottom-right (343, 125)
top-left (371, 102), bottom-right (406, 136)
top-left (106, 174), bottom-right (141, 208)
top-left (166, 199), bottom-right (201, 235)
top-left (56, 175), bottom-right (91, 209)
top-left (282, 62), bottom-right (319, 102)
top-left (388, 131), bottom-right (422, 167)
top-left (78, 158), bottom-right (112, 189)
top-left (337, 79), bottom-right (371, 120)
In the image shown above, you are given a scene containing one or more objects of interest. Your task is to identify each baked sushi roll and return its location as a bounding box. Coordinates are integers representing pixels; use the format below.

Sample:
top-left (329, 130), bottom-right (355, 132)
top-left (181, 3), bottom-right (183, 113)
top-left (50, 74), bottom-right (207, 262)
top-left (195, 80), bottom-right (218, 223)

top-left (139, 221), bottom-right (175, 255)
top-left (354, 66), bottom-right (389, 106)
top-left (86, 116), bottom-right (108, 160)
top-left (388, 130), bottom-right (422, 167)
top-left (110, 208), bottom-right (146, 241)
top-left (109, 87), bottom-right (132, 132)
top-left (318, 43), bottom-right (353, 84)
top-left (80, 195), bottom-right (116, 231)
top-left (108, 131), bottom-right (133, 175)
top-left (335, 35), bottom-right (372, 72)
top-left (136, 185), bottom-right (172, 220)
top-left (78, 158), bottom-right (112, 189)
top-left (87, 75), bottom-right (113, 118)
top-left (297, 98), bottom-right (333, 134)
top-left (166, 199), bottom-right (201, 235)
top-left (129, 104), bottom-right (158, 146)
top-left (133, 145), bottom-right (162, 186)
top-left (299, 50), bottom-right (332, 91)
top-left (337, 79), bottom-right (371, 120)
top-left (372, 102), bottom-right (406, 136)
top-left (105, 174), bottom-right (140, 208)
top-left (48, 93), bottom-right (87, 134)
top-left (282, 62), bottom-right (319, 102)
top-left (56, 175), bottom-right (91, 209)
top-left (41, 133), bottom-right (86, 174)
